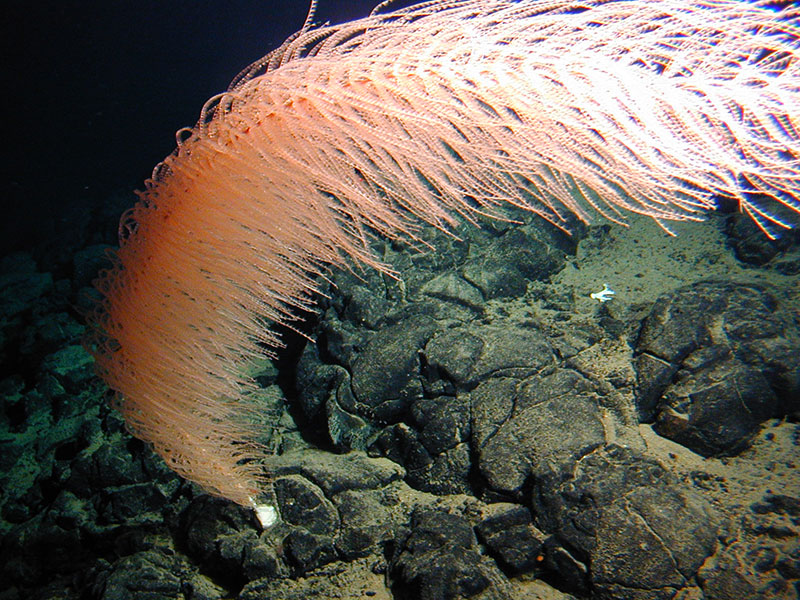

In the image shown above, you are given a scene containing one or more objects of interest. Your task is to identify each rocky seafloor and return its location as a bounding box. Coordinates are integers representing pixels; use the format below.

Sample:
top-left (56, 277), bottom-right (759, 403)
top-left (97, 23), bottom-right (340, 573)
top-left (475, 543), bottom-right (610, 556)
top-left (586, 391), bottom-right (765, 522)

top-left (1, 201), bottom-right (798, 600)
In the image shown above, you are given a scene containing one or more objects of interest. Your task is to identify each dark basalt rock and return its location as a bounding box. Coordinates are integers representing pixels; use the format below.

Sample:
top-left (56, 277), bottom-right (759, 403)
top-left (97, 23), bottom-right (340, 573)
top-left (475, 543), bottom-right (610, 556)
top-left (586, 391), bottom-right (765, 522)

top-left (90, 549), bottom-right (184, 600)
top-left (273, 475), bottom-right (340, 537)
top-left (268, 447), bottom-right (406, 497)
top-left (349, 318), bottom-right (438, 422)
top-left (371, 396), bottom-right (473, 495)
top-left (461, 227), bottom-right (563, 299)
top-left (282, 528), bottom-right (338, 574)
top-left (532, 444), bottom-right (720, 600)
top-left (260, 450), bottom-right (409, 574)
top-left (296, 218), bottom-right (572, 498)
top-left (634, 280), bottom-right (800, 456)
top-left (389, 508), bottom-right (505, 600)
top-left (180, 496), bottom-right (267, 587)
top-left (475, 503), bottom-right (547, 575)
top-left (333, 489), bottom-right (396, 559)
top-left (423, 322), bottom-right (556, 390)
top-left (724, 212), bottom-right (800, 268)
top-left (472, 369), bottom-right (607, 496)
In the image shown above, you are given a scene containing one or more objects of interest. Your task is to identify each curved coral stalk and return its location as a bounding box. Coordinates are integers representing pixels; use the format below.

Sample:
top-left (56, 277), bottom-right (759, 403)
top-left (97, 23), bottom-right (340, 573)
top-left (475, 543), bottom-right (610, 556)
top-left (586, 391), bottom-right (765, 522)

top-left (88, 0), bottom-right (800, 506)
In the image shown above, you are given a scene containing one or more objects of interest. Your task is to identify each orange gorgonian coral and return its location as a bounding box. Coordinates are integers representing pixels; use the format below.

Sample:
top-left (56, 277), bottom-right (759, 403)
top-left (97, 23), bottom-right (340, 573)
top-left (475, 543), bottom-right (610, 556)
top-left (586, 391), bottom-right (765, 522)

top-left (88, 0), bottom-right (800, 512)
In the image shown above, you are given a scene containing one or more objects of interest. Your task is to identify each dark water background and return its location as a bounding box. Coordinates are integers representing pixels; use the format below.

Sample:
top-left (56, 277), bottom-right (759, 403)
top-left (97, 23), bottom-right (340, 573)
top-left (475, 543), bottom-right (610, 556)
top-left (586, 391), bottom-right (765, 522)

top-left (2, 0), bottom-right (401, 256)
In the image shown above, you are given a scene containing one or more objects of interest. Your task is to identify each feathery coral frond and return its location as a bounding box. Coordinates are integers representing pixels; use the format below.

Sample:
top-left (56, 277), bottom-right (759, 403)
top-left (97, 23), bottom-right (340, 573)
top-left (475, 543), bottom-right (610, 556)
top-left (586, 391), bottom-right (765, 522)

top-left (88, 0), bottom-right (800, 506)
